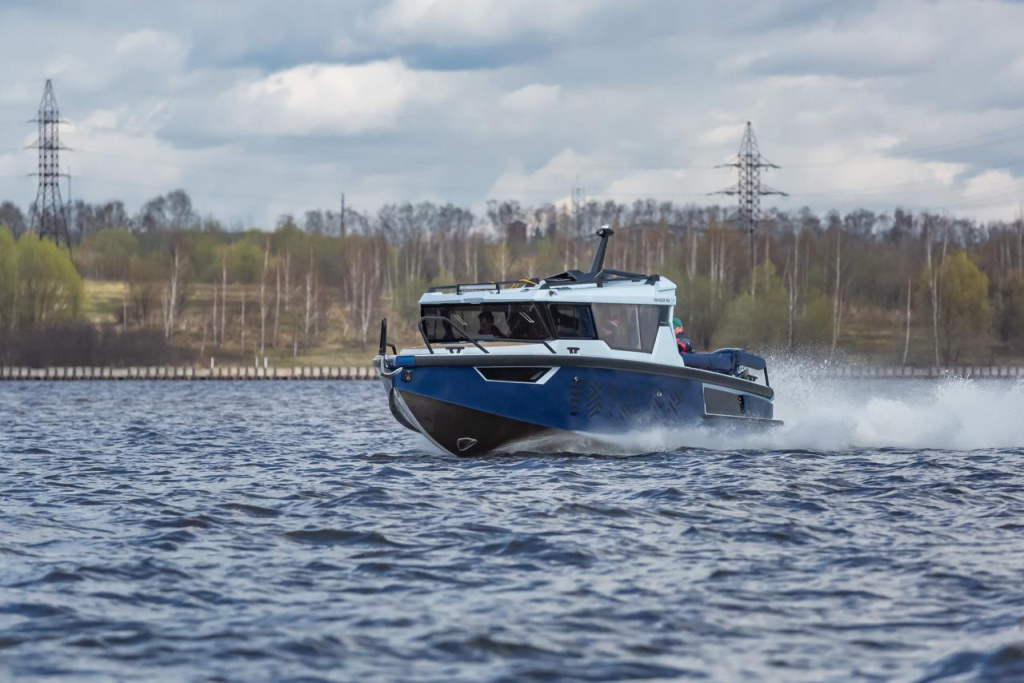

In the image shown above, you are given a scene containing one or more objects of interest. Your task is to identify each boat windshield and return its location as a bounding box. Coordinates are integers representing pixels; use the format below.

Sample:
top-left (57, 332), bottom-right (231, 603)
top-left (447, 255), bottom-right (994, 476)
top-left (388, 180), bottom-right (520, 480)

top-left (592, 303), bottom-right (666, 353)
top-left (549, 304), bottom-right (597, 339)
top-left (421, 303), bottom-right (551, 342)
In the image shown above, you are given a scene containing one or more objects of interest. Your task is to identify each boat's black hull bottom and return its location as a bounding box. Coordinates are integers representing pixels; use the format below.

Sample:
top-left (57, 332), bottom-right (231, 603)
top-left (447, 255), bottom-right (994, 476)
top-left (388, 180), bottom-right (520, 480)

top-left (397, 390), bottom-right (553, 456)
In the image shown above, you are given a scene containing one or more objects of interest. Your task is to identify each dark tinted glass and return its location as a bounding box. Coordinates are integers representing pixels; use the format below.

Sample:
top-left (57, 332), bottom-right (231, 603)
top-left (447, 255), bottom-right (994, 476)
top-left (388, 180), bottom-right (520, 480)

top-left (421, 303), bottom-right (550, 342)
top-left (548, 304), bottom-right (597, 339)
top-left (592, 303), bottom-right (662, 353)
top-left (638, 305), bottom-right (662, 352)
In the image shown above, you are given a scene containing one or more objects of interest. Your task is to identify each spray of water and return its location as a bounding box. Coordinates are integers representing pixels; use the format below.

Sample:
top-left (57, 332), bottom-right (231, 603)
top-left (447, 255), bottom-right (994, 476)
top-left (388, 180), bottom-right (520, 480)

top-left (511, 360), bottom-right (1024, 455)
top-left (767, 361), bottom-right (1024, 451)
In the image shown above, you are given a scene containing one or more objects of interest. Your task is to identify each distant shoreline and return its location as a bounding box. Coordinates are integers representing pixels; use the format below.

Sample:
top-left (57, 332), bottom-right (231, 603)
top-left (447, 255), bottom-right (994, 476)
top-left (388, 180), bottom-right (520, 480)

top-left (0, 366), bottom-right (375, 381)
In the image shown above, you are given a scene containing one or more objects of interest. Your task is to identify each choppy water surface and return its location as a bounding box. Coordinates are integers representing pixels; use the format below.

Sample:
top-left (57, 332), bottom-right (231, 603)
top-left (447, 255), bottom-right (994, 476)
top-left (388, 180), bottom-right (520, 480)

top-left (3, 373), bottom-right (1024, 681)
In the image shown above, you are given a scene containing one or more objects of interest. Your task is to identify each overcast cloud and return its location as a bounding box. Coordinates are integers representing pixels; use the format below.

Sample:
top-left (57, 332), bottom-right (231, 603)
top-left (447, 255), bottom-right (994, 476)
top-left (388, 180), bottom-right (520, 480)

top-left (2, 0), bottom-right (1024, 226)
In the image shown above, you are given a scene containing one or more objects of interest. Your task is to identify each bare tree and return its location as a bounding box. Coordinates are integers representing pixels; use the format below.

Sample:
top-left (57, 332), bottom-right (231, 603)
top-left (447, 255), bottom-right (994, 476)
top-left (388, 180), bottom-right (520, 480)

top-left (240, 284), bottom-right (246, 353)
top-left (212, 282), bottom-right (218, 346)
top-left (284, 251), bottom-right (291, 313)
top-left (350, 236), bottom-right (383, 351)
top-left (304, 255), bottom-right (312, 349)
top-left (924, 216), bottom-right (949, 366)
top-left (313, 269), bottom-right (320, 339)
top-left (902, 277), bottom-right (912, 365)
top-left (925, 221), bottom-right (939, 367)
top-left (786, 229), bottom-right (800, 351)
top-left (686, 229), bottom-right (697, 284)
top-left (304, 209), bottom-right (325, 235)
top-left (166, 189), bottom-right (197, 231)
top-left (163, 245), bottom-right (182, 339)
top-left (199, 311), bottom-right (208, 358)
top-left (220, 254), bottom-right (227, 345)
top-left (830, 223), bottom-right (843, 359)
top-left (273, 264), bottom-right (281, 348)
top-left (1017, 204), bottom-right (1023, 274)
top-left (260, 239), bottom-right (269, 355)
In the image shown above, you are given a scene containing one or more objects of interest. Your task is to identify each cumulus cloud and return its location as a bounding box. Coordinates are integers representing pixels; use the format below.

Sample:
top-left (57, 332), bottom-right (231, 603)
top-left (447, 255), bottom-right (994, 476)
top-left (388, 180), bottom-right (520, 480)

top-left (1, 0), bottom-right (1024, 226)
top-left (502, 84), bottom-right (561, 112)
top-left (228, 59), bottom-right (473, 136)
top-left (489, 149), bottom-right (610, 204)
top-left (366, 0), bottom-right (613, 47)
top-left (114, 30), bottom-right (190, 75)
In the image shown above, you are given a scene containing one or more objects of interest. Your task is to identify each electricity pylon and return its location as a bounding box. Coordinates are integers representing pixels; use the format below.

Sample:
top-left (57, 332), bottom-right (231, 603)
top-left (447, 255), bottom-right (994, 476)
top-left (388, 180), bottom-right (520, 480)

top-left (28, 79), bottom-right (72, 250)
top-left (711, 121), bottom-right (786, 274)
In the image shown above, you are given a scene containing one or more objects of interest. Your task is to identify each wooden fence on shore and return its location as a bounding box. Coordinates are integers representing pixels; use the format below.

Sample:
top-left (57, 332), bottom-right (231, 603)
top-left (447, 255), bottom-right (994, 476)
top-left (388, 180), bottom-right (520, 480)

top-left (1, 364), bottom-right (1023, 381)
top-left (823, 365), bottom-right (1024, 379)
top-left (0, 366), bottom-right (376, 381)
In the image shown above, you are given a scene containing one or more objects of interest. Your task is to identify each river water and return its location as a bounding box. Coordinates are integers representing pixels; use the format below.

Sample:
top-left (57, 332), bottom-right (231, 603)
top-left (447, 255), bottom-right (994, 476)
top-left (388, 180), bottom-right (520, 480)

top-left (3, 372), bottom-right (1024, 681)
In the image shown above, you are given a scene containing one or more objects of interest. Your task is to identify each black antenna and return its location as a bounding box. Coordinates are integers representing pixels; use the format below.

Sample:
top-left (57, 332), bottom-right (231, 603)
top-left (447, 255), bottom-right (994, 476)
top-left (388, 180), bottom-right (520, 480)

top-left (589, 225), bottom-right (614, 274)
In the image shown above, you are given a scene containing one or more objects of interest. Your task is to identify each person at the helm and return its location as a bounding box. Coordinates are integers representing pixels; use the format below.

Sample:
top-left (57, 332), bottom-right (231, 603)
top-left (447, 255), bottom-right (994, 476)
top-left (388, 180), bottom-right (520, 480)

top-left (673, 317), bottom-right (693, 354)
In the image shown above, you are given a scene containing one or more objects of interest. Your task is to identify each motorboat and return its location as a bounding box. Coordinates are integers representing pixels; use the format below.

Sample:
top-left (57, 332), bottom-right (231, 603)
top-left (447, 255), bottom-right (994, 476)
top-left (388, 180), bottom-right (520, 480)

top-left (374, 227), bottom-right (780, 456)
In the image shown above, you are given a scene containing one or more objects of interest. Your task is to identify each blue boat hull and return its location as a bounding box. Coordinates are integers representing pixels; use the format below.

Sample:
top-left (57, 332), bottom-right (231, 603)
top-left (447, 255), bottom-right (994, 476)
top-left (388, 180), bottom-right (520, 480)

top-left (385, 358), bottom-right (776, 455)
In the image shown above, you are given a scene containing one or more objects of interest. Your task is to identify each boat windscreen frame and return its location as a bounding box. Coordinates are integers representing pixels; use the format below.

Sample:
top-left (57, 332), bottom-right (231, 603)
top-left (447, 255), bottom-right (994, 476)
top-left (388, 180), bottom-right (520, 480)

top-left (420, 302), bottom-right (556, 348)
top-left (418, 301), bottom-right (671, 354)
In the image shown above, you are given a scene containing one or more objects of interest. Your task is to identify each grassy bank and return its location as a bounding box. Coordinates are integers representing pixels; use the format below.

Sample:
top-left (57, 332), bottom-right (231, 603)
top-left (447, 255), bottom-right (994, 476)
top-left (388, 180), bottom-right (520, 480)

top-left (83, 280), bottom-right (379, 367)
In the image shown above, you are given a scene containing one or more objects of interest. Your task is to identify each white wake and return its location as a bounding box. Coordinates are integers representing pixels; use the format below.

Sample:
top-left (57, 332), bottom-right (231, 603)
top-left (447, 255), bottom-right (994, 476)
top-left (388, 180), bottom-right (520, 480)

top-left (537, 362), bottom-right (1024, 454)
top-left (767, 362), bottom-right (1024, 451)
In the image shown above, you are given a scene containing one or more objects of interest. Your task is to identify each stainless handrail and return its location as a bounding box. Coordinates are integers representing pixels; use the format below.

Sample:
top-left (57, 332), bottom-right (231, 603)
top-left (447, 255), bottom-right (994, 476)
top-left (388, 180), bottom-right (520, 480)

top-left (491, 338), bottom-right (557, 354)
top-left (416, 315), bottom-right (558, 355)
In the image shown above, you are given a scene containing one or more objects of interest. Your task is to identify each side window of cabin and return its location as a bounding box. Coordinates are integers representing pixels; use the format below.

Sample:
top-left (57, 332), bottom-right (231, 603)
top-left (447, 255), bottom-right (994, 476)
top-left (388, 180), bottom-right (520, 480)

top-left (592, 303), bottom-right (661, 353)
top-left (473, 307), bottom-right (511, 339)
top-left (505, 304), bottom-right (550, 340)
top-left (421, 303), bottom-right (550, 342)
top-left (592, 303), bottom-right (641, 351)
top-left (421, 306), bottom-right (453, 342)
top-left (549, 304), bottom-right (597, 339)
top-left (638, 305), bottom-right (662, 352)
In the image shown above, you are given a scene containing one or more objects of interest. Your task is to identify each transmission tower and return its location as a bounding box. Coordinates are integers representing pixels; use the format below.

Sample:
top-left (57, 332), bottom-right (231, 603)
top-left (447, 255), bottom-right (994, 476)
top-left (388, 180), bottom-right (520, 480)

top-left (28, 79), bottom-right (71, 249)
top-left (711, 121), bottom-right (786, 269)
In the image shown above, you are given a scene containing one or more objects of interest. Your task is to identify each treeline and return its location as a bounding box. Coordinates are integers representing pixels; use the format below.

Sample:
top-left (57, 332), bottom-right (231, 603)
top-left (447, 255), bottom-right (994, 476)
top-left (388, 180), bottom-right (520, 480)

top-left (1, 189), bottom-right (1023, 366)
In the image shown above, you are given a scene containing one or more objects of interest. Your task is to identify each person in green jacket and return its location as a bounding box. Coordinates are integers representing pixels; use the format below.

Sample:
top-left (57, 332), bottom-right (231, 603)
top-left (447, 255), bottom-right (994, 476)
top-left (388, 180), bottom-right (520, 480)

top-left (673, 317), bottom-right (693, 353)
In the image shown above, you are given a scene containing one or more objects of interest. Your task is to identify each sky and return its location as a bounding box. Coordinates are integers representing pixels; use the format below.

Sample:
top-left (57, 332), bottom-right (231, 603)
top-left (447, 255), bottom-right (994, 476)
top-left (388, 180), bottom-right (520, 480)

top-left (2, 0), bottom-right (1024, 227)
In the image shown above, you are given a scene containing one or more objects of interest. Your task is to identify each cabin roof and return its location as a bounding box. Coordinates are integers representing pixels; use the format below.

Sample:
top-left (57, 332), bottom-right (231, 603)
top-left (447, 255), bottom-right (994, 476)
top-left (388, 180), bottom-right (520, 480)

top-left (421, 226), bottom-right (678, 306)
top-left (419, 274), bottom-right (677, 306)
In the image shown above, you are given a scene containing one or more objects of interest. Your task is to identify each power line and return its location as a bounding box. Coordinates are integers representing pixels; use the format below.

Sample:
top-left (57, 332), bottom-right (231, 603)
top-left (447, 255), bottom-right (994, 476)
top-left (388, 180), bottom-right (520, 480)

top-left (783, 122), bottom-right (1024, 169)
top-left (6, 106), bottom-right (1024, 219)
top-left (33, 118), bottom-right (1024, 194)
